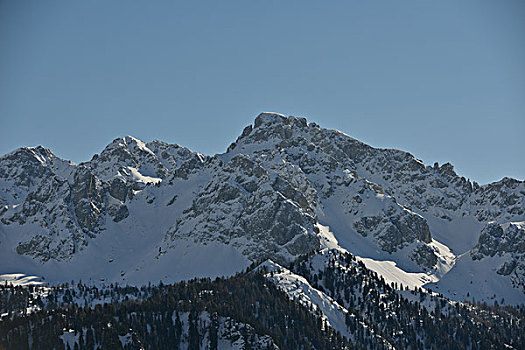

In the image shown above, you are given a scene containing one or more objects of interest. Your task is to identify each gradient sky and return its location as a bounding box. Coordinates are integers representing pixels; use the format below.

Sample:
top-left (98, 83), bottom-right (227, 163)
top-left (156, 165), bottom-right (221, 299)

top-left (1, 0), bottom-right (523, 184)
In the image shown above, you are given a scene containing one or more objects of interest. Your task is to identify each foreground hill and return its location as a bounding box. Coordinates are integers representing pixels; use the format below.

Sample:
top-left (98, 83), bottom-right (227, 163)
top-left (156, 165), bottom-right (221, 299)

top-left (1, 260), bottom-right (524, 349)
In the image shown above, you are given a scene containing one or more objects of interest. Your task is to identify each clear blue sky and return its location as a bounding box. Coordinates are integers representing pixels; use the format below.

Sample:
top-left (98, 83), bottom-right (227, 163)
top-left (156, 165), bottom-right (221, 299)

top-left (1, 0), bottom-right (523, 184)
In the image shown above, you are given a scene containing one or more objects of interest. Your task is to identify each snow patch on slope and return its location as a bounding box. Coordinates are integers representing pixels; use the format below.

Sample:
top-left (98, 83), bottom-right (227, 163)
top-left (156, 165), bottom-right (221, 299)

top-left (315, 223), bottom-right (455, 291)
top-left (260, 260), bottom-right (352, 339)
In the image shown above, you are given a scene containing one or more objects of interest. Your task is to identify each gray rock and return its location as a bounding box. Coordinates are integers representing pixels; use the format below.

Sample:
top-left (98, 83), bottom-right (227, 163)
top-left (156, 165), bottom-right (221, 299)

top-left (411, 245), bottom-right (438, 268)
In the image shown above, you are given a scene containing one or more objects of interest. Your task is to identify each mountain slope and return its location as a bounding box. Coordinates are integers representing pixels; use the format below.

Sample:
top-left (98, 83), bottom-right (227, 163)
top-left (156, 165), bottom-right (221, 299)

top-left (0, 113), bottom-right (523, 304)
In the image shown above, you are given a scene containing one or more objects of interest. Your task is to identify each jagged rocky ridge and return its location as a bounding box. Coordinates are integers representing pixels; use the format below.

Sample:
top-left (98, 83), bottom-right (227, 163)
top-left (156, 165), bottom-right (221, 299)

top-left (0, 112), bottom-right (524, 304)
top-left (471, 222), bottom-right (525, 290)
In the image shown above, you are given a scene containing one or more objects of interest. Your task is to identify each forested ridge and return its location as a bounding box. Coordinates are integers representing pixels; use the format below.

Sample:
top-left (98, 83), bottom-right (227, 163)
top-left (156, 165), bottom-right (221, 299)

top-left (1, 254), bottom-right (524, 349)
top-left (0, 273), bottom-right (348, 349)
top-left (285, 250), bottom-right (525, 349)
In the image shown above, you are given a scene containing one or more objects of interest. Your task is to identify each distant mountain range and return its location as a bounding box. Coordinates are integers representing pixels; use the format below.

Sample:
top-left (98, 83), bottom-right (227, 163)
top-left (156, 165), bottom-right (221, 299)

top-left (1, 112), bottom-right (524, 306)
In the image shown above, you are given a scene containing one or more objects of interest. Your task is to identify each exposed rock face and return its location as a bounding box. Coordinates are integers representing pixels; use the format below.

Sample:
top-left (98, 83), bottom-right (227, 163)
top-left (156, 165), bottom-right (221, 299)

top-left (411, 245), bottom-right (439, 269)
top-left (0, 139), bottom-right (204, 261)
top-left (472, 178), bottom-right (525, 222)
top-left (0, 146), bottom-right (72, 205)
top-left (353, 210), bottom-right (431, 254)
top-left (166, 154), bottom-right (321, 263)
top-left (72, 167), bottom-right (104, 231)
top-left (471, 222), bottom-right (525, 290)
top-left (472, 223), bottom-right (525, 259)
top-left (108, 178), bottom-right (129, 202)
top-left (9, 175), bottom-right (87, 261)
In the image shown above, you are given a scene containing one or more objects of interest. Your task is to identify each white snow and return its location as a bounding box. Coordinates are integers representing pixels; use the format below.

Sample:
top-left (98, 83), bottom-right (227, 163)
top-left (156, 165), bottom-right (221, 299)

top-left (261, 260), bottom-right (352, 339)
top-left (426, 252), bottom-right (525, 305)
top-left (0, 273), bottom-right (44, 286)
top-left (357, 257), bottom-right (437, 289)
top-left (60, 330), bottom-right (79, 349)
top-left (127, 166), bottom-right (162, 184)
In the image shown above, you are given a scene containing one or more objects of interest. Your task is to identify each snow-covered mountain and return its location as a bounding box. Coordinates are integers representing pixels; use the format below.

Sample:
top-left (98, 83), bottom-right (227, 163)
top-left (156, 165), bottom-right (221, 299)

top-left (1, 112), bottom-right (523, 305)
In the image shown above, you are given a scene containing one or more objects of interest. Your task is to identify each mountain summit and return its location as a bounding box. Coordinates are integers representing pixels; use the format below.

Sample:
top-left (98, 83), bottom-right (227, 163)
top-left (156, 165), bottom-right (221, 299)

top-left (1, 112), bottom-right (524, 304)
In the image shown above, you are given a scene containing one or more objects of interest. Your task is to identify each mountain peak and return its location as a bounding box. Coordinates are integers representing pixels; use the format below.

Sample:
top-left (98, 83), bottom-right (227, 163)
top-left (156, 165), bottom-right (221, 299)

top-left (103, 135), bottom-right (150, 152)
top-left (2, 145), bottom-right (57, 165)
top-left (253, 112), bottom-right (309, 130)
top-left (253, 112), bottom-right (287, 127)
